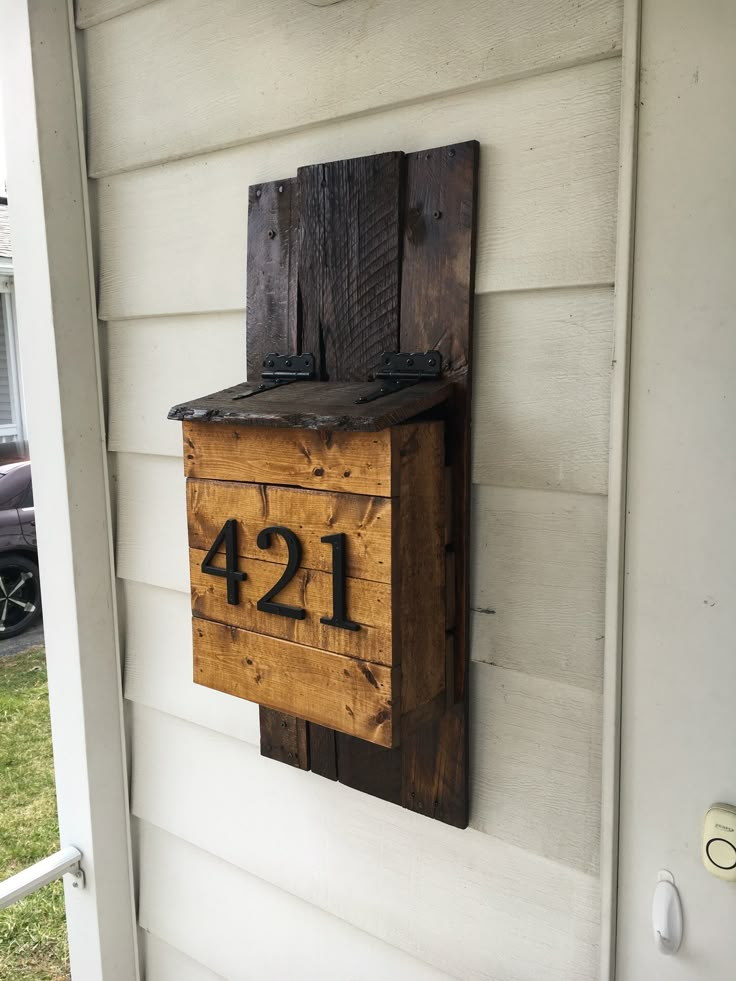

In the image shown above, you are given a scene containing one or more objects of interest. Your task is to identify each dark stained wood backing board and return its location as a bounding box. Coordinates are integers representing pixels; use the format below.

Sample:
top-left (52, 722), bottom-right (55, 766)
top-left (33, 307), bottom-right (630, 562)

top-left (235, 143), bottom-right (476, 826)
top-left (168, 379), bottom-right (452, 430)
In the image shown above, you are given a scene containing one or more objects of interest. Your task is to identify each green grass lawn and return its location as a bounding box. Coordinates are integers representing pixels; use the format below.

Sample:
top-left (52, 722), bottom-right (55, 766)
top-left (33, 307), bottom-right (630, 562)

top-left (0, 649), bottom-right (70, 981)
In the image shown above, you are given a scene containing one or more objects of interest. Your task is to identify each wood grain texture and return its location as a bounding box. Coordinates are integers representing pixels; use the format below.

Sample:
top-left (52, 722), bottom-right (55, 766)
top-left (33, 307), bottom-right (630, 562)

top-left (137, 821), bottom-right (457, 981)
top-left (193, 619), bottom-right (397, 747)
top-left (83, 0), bottom-right (622, 175)
top-left (394, 422), bottom-right (446, 714)
top-left (245, 174), bottom-right (305, 763)
top-left (186, 478), bottom-right (393, 583)
top-left (169, 379), bottom-right (451, 431)
top-left (183, 422), bottom-right (395, 496)
top-left (246, 178), bottom-right (296, 381)
top-left (258, 707), bottom-right (309, 770)
top-left (95, 59), bottom-right (622, 320)
top-left (189, 549), bottom-right (393, 664)
top-left (297, 152), bottom-right (402, 381)
top-left (131, 704), bottom-right (601, 980)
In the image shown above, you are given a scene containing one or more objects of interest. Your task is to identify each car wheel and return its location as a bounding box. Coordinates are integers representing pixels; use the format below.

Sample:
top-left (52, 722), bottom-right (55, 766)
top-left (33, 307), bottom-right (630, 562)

top-left (0, 554), bottom-right (42, 639)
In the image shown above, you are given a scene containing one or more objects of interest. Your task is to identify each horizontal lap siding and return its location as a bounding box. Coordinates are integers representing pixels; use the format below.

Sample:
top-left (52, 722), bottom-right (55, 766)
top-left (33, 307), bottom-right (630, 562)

top-left (106, 286), bottom-right (615, 497)
top-left (82, 0), bottom-right (622, 176)
top-left (95, 59), bottom-right (621, 320)
top-left (132, 707), bottom-right (599, 981)
top-left (80, 0), bottom-right (623, 976)
top-left (137, 820), bottom-right (457, 981)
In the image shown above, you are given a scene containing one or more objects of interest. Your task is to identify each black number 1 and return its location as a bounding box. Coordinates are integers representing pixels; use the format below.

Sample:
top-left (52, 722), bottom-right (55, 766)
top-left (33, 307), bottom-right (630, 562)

top-left (321, 533), bottom-right (360, 632)
top-left (201, 519), bottom-right (246, 606)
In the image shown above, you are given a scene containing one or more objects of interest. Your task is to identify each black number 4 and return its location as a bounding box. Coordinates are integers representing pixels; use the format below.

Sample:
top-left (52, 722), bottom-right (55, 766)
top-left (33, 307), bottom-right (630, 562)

top-left (200, 519), bottom-right (246, 606)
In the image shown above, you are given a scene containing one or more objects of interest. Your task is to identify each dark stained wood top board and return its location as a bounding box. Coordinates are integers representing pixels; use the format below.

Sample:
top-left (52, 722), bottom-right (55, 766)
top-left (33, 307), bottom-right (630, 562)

top-left (168, 379), bottom-right (452, 431)
top-left (175, 143), bottom-right (478, 826)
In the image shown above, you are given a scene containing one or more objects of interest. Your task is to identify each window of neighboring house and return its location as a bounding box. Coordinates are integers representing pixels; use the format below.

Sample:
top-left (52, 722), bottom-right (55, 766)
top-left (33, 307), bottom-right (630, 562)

top-left (0, 276), bottom-right (26, 455)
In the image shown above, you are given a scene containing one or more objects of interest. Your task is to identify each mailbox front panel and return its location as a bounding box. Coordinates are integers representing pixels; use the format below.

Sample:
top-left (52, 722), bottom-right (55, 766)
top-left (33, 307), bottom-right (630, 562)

top-left (184, 420), bottom-right (445, 749)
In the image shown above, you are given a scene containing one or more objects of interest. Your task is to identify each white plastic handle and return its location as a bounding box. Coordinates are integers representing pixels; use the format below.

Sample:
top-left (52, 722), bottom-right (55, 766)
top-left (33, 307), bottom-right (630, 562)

top-left (653, 871), bottom-right (683, 955)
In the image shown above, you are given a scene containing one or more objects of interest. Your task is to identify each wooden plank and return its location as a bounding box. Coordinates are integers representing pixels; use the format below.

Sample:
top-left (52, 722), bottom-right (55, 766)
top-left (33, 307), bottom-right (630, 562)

top-left (246, 178), bottom-right (296, 382)
top-left (399, 140), bottom-right (477, 827)
top-left (298, 152), bottom-right (402, 381)
top-left (306, 724), bottom-right (337, 781)
top-left (394, 422), bottom-right (446, 713)
top-left (245, 176), bottom-right (301, 761)
top-left (137, 822), bottom-right (457, 981)
top-left (332, 142), bottom-right (478, 826)
top-left (83, 0), bottom-right (622, 176)
top-left (293, 151), bottom-right (405, 777)
top-left (193, 619), bottom-right (397, 747)
top-left (258, 707), bottom-right (309, 770)
top-left (186, 479), bottom-right (393, 583)
top-left (95, 59), bottom-right (621, 321)
top-left (169, 379), bottom-right (452, 431)
top-left (189, 549), bottom-right (393, 665)
top-left (131, 705), bottom-right (601, 981)
top-left (183, 422), bottom-right (395, 496)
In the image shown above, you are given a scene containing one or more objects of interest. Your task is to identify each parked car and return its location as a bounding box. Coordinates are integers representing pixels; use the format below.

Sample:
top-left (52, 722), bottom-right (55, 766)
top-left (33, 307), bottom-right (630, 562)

top-left (0, 460), bottom-right (40, 637)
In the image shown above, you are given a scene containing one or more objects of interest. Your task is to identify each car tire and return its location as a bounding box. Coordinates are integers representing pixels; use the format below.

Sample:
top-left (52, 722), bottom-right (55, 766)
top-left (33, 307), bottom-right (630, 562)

top-left (0, 554), bottom-right (42, 639)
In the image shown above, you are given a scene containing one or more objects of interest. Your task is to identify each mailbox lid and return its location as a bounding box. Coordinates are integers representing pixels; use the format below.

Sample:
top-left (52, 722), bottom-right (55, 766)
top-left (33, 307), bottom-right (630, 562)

top-left (170, 378), bottom-right (452, 431)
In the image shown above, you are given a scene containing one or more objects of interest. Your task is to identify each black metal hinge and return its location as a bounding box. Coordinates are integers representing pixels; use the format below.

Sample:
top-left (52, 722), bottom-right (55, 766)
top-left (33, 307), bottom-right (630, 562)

top-left (232, 353), bottom-right (316, 400)
top-left (355, 351), bottom-right (443, 404)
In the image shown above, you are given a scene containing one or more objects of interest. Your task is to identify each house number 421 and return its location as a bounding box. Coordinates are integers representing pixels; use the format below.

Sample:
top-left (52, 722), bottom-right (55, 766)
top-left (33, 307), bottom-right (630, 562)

top-left (201, 520), bottom-right (360, 632)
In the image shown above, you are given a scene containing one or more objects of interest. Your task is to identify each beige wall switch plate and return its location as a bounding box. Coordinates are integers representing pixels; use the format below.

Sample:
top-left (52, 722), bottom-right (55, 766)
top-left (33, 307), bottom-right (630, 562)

top-left (703, 804), bottom-right (736, 881)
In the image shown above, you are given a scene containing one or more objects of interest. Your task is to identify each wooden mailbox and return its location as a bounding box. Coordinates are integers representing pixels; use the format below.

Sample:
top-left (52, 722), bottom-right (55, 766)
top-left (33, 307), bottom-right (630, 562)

top-left (176, 379), bottom-right (450, 749)
top-left (170, 142), bottom-right (477, 826)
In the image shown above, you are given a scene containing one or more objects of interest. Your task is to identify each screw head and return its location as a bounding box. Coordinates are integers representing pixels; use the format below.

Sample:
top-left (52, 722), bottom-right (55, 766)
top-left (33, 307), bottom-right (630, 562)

top-left (278, 184), bottom-right (284, 193)
top-left (268, 229), bottom-right (276, 239)
top-left (284, 359), bottom-right (292, 367)
top-left (448, 148), bottom-right (456, 158)
top-left (280, 720), bottom-right (288, 728)
top-left (255, 188), bottom-right (262, 197)
top-left (406, 357), bottom-right (414, 366)
top-left (428, 358), bottom-right (436, 366)
top-left (433, 209), bottom-right (442, 220)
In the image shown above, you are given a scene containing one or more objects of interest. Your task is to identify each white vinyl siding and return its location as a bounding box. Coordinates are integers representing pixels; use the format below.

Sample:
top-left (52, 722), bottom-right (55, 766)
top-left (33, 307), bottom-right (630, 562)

top-left (77, 0), bottom-right (624, 976)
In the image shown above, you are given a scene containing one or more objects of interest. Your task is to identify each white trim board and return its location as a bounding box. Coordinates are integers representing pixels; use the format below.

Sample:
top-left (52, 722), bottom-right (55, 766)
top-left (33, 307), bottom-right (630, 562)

top-left (0, 2), bottom-right (139, 978)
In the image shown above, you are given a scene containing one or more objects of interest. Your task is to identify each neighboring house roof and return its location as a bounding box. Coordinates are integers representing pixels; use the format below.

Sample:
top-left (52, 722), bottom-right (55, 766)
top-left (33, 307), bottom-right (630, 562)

top-left (0, 202), bottom-right (11, 259)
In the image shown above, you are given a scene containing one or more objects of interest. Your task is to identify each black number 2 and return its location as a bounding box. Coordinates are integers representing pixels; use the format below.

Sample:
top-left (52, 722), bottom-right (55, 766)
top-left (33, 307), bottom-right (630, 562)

top-left (200, 519), bottom-right (246, 606)
top-left (256, 526), bottom-right (305, 620)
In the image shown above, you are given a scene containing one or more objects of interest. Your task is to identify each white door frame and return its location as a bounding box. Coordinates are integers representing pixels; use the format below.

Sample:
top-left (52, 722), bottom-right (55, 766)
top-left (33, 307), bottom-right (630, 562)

top-left (0, 2), bottom-right (139, 978)
top-left (600, 0), bottom-right (642, 978)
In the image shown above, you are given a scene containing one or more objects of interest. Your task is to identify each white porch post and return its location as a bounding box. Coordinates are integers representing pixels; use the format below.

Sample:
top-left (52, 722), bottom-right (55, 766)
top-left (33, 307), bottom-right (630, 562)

top-left (0, 2), bottom-right (140, 978)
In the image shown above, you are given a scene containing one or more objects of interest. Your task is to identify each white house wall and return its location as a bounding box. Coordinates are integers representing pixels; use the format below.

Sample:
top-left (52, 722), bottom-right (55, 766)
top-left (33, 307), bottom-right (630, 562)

top-left (77, 0), bottom-right (624, 976)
